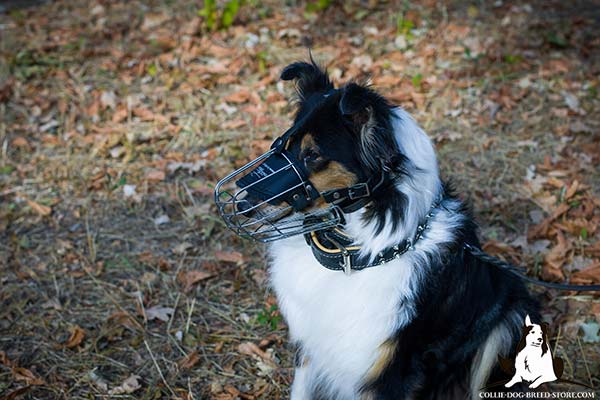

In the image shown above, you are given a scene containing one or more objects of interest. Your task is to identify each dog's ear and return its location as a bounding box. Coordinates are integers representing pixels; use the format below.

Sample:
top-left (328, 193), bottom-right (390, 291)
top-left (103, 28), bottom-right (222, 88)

top-left (525, 314), bottom-right (533, 327)
top-left (280, 60), bottom-right (333, 100)
top-left (339, 82), bottom-right (372, 126)
top-left (339, 83), bottom-right (397, 171)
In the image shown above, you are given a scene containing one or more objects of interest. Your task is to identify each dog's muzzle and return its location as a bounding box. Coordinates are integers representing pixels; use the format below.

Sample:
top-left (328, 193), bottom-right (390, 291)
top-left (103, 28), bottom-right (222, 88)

top-left (214, 147), bottom-right (344, 242)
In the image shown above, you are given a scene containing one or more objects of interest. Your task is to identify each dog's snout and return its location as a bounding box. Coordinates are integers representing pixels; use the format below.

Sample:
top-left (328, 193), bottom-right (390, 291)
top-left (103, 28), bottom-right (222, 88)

top-left (236, 199), bottom-right (257, 216)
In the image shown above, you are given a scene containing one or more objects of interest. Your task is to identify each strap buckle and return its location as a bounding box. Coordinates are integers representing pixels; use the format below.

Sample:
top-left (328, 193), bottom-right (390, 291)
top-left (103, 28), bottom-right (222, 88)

top-left (340, 252), bottom-right (352, 276)
top-left (347, 183), bottom-right (370, 200)
top-left (324, 232), bottom-right (353, 276)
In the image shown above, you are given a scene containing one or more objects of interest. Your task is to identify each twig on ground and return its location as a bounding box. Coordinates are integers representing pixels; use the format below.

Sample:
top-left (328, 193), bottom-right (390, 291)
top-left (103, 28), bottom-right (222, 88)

top-left (185, 298), bottom-right (195, 334)
top-left (144, 339), bottom-right (178, 399)
top-left (576, 336), bottom-right (594, 388)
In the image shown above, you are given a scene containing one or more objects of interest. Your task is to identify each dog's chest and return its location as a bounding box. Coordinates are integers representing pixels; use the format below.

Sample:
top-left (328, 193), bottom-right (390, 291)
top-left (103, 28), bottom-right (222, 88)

top-left (517, 348), bottom-right (552, 377)
top-left (268, 238), bottom-right (420, 391)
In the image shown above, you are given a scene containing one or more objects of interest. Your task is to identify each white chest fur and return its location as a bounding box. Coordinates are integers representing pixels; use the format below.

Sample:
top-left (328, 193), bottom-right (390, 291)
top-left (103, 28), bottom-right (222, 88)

top-left (268, 236), bottom-right (422, 399)
top-left (267, 197), bottom-right (463, 399)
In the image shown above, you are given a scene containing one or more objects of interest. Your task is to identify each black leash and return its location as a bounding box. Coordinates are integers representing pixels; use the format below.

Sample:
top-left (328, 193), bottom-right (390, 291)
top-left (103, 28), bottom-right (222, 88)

top-left (463, 243), bottom-right (600, 292)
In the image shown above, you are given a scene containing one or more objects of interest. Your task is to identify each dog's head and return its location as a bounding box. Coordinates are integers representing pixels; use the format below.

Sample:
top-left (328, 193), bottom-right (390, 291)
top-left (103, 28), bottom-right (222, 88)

top-left (282, 60), bottom-right (401, 184)
top-left (216, 59), bottom-right (440, 242)
top-left (517, 315), bottom-right (550, 355)
top-left (241, 61), bottom-right (401, 214)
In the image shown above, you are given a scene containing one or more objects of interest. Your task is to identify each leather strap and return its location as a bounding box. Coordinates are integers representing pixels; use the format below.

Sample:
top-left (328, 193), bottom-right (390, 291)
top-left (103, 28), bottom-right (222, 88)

top-left (305, 198), bottom-right (443, 275)
top-left (321, 169), bottom-right (388, 213)
top-left (304, 229), bottom-right (411, 275)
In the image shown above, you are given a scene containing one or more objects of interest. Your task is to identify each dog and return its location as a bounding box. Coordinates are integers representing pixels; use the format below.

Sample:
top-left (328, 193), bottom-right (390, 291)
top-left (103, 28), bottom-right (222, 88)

top-left (505, 315), bottom-right (559, 389)
top-left (216, 60), bottom-right (540, 399)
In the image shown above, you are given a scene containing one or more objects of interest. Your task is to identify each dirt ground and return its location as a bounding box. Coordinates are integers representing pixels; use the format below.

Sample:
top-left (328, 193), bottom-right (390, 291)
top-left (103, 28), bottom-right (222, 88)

top-left (0, 0), bottom-right (599, 399)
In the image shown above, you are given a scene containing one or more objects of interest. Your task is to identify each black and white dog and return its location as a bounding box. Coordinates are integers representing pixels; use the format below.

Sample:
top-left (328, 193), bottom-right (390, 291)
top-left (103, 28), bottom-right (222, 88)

top-left (217, 60), bottom-right (539, 399)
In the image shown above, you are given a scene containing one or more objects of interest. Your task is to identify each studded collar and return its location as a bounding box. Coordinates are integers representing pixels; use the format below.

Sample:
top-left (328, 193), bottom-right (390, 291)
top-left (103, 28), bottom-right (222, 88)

top-left (304, 198), bottom-right (443, 275)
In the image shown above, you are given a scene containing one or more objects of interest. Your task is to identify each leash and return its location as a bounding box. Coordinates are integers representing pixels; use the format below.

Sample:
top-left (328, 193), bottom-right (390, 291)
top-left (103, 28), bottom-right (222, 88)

top-left (463, 243), bottom-right (600, 292)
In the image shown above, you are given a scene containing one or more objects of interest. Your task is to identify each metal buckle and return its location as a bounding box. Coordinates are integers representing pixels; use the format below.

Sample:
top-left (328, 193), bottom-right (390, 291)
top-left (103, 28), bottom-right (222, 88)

top-left (347, 183), bottom-right (370, 200)
top-left (324, 232), bottom-right (353, 276)
top-left (340, 252), bottom-right (352, 276)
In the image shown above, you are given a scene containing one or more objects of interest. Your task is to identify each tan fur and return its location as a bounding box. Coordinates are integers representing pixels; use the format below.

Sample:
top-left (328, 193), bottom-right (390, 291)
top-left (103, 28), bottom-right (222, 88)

top-left (301, 133), bottom-right (316, 150)
top-left (310, 161), bottom-right (356, 192)
top-left (365, 340), bottom-right (397, 383)
top-left (298, 133), bottom-right (357, 210)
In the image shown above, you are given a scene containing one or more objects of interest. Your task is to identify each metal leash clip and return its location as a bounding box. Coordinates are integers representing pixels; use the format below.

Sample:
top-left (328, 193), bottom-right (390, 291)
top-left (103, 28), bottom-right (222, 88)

top-left (340, 251), bottom-right (352, 276)
top-left (324, 232), bottom-right (353, 276)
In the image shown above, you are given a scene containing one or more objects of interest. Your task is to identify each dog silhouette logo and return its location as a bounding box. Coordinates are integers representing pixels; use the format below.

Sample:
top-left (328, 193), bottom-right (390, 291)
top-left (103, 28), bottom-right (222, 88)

top-left (482, 316), bottom-right (593, 391)
top-left (503, 315), bottom-right (562, 389)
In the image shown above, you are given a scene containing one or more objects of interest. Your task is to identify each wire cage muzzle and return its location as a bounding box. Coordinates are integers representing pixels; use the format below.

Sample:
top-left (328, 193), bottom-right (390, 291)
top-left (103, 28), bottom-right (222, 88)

top-left (214, 149), bottom-right (344, 242)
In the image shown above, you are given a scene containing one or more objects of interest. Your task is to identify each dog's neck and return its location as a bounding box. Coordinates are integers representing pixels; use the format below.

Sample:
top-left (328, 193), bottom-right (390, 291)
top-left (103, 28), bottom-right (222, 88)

top-left (343, 108), bottom-right (443, 258)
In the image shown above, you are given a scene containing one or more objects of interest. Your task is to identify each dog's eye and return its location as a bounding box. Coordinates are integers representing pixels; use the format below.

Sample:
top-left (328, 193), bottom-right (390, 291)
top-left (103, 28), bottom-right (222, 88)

top-left (303, 149), bottom-right (320, 164)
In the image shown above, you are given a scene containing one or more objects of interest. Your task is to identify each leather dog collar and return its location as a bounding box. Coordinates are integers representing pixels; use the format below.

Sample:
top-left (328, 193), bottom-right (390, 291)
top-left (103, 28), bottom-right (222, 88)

top-left (304, 198), bottom-right (443, 275)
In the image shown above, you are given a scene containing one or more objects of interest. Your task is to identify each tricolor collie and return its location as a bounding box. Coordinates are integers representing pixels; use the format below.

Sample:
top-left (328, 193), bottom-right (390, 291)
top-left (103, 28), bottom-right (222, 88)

top-left (215, 60), bottom-right (539, 399)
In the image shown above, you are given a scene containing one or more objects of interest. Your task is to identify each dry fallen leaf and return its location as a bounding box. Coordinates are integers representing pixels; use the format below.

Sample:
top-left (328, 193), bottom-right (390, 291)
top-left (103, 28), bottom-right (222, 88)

top-left (13, 367), bottom-right (45, 386)
top-left (178, 350), bottom-right (201, 369)
top-left (11, 136), bottom-right (29, 148)
top-left (108, 374), bottom-right (142, 395)
top-left (571, 264), bottom-right (600, 285)
top-left (215, 251), bottom-right (244, 264)
top-left (2, 387), bottom-right (30, 400)
top-left (145, 169), bottom-right (166, 182)
top-left (237, 342), bottom-right (275, 365)
top-left (132, 108), bottom-right (169, 124)
top-left (65, 325), bottom-right (86, 348)
top-left (0, 351), bottom-right (14, 367)
top-left (27, 199), bottom-right (52, 216)
top-left (222, 119), bottom-right (247, 129)
top-left (145, 306), bottom-right (174, 322)
top-left (251, 140), bottom-right (272, 158)
top-left (177, 270), bottom-right (214, 292)
top-left (224, 89), bottom-right (251, 104)
top-left (482, 240), bottom-right (519, 259)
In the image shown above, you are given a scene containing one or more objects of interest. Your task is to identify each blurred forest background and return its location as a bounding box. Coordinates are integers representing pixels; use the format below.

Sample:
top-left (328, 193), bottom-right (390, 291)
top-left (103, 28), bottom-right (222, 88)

top-left (0, 0), bottom-right (599, 398)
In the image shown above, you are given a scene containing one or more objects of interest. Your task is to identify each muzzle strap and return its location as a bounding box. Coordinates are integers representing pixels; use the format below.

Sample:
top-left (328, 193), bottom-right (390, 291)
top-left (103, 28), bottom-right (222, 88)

top-left (321, 169), bottom-right (388, 213)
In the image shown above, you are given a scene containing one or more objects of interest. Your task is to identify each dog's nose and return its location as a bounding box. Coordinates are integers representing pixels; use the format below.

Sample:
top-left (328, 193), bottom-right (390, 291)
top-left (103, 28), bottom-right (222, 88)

top-left (236, 199), bottom-right (256, 216)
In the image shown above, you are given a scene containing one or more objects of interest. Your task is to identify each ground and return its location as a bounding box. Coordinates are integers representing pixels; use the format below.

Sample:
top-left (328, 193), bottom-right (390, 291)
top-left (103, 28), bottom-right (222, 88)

top-left (0, 0), bottom-right (599, 399)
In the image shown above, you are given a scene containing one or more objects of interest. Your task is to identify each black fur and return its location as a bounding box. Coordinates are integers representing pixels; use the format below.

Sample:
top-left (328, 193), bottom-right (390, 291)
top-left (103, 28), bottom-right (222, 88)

top-left (540, 323), bottom-right (550, 356)
top-left (283, 62), bottom-right (410, 235)
top-left (360, 191), bottom-right (539, 398)
top-left (280, 60), bottom-right (539, 399)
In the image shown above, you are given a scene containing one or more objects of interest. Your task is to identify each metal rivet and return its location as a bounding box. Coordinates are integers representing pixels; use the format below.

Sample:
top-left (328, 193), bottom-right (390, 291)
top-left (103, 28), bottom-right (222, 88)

top-left (292, 194), bottom-right (300, 201)
top-left (333, 192), bottom-right (340, 199)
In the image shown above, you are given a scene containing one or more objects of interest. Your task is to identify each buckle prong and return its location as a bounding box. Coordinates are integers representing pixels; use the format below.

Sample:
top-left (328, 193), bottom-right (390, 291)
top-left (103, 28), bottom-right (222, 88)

top-left (324, 232), bottom-right (353, 276)
top-left (341, 252), bottom-right (352, 276)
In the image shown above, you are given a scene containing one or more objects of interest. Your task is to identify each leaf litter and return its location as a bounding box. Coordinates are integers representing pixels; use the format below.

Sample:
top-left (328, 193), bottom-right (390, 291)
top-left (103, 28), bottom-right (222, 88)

top-left (0, 0), bottom-right (599, 397)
